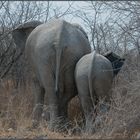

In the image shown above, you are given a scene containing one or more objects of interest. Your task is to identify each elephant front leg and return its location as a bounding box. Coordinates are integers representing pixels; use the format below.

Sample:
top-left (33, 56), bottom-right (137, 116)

top-left (32, 78), bottom-right (45, 128)
top-left (59, 102), bottom-right (69, 125)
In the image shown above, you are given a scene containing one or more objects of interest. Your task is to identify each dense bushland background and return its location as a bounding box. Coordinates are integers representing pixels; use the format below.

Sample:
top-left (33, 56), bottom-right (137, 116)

top-left (0, 1), bottom-right (140, 139)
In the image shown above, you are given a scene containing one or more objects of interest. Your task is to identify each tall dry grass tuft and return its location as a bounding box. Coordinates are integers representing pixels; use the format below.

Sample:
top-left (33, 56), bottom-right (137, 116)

top-left (0, 80), bottom-right (33, 132)
top-left (0, 54), bottom-right (140, 138)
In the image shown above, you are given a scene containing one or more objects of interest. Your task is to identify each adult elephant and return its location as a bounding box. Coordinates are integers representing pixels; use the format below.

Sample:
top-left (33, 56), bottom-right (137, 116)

top-left (75, 51), bottom-right (125, 132)
top-left (12, 19), bottom-right (91, 130)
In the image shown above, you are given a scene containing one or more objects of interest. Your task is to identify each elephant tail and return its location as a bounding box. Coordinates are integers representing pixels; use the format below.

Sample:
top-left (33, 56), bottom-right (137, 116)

top-left (55, 46), bottom-right (62, 98)
top-left (54, 21), bottom-right (65, 98)
top-left (88, 51), bottom-right (97, 106)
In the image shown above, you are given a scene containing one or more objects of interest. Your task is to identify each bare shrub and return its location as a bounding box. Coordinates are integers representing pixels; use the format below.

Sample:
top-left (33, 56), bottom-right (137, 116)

top-left (0, 80), bottom-right (33, 131)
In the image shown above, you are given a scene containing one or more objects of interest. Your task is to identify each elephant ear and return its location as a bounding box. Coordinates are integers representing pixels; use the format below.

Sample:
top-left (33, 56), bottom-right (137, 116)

top-left (103, 51), bottom-right (125, 76)
top-left (73, 23), bottom-right (88, 39)
top-left (12, 20), bottom-right (43, 48)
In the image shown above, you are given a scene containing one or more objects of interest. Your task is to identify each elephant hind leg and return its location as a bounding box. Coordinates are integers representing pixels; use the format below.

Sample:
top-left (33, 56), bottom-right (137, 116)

top-left (93, 75), bottom-right (112, 112)
top-left (76, 76), bottom-right (95, 133)
top-left (32, 78), bottom-right (45, 128)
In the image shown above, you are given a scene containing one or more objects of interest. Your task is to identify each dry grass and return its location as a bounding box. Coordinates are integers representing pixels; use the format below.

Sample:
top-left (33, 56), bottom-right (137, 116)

top-left (0, 54), bottom-right (140, 139)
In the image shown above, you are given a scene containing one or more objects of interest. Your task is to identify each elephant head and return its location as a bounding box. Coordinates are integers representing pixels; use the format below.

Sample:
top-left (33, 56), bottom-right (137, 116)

top-left (12, 20), bottom-right (42, 48)
top-left (104, 51), bottom-right (125, 76)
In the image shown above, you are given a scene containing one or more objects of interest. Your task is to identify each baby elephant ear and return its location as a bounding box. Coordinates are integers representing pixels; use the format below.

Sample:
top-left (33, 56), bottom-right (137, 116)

top-left (12, 20), bottom-right (42, 48)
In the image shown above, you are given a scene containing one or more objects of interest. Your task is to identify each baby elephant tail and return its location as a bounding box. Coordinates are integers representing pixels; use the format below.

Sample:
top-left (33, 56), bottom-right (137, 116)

top-left (88, 51), bottom-right (97, 107)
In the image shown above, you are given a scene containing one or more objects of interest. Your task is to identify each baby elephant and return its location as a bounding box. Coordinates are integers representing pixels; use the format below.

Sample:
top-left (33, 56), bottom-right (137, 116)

top-left (75, 51), bottom-right (125, 132)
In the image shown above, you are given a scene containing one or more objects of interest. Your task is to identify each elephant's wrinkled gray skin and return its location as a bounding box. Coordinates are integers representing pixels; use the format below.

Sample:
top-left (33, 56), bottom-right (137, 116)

top-left (75, 51), bottom-right (124, 132)
top-left (12, 19), bottom-right (91, 130)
